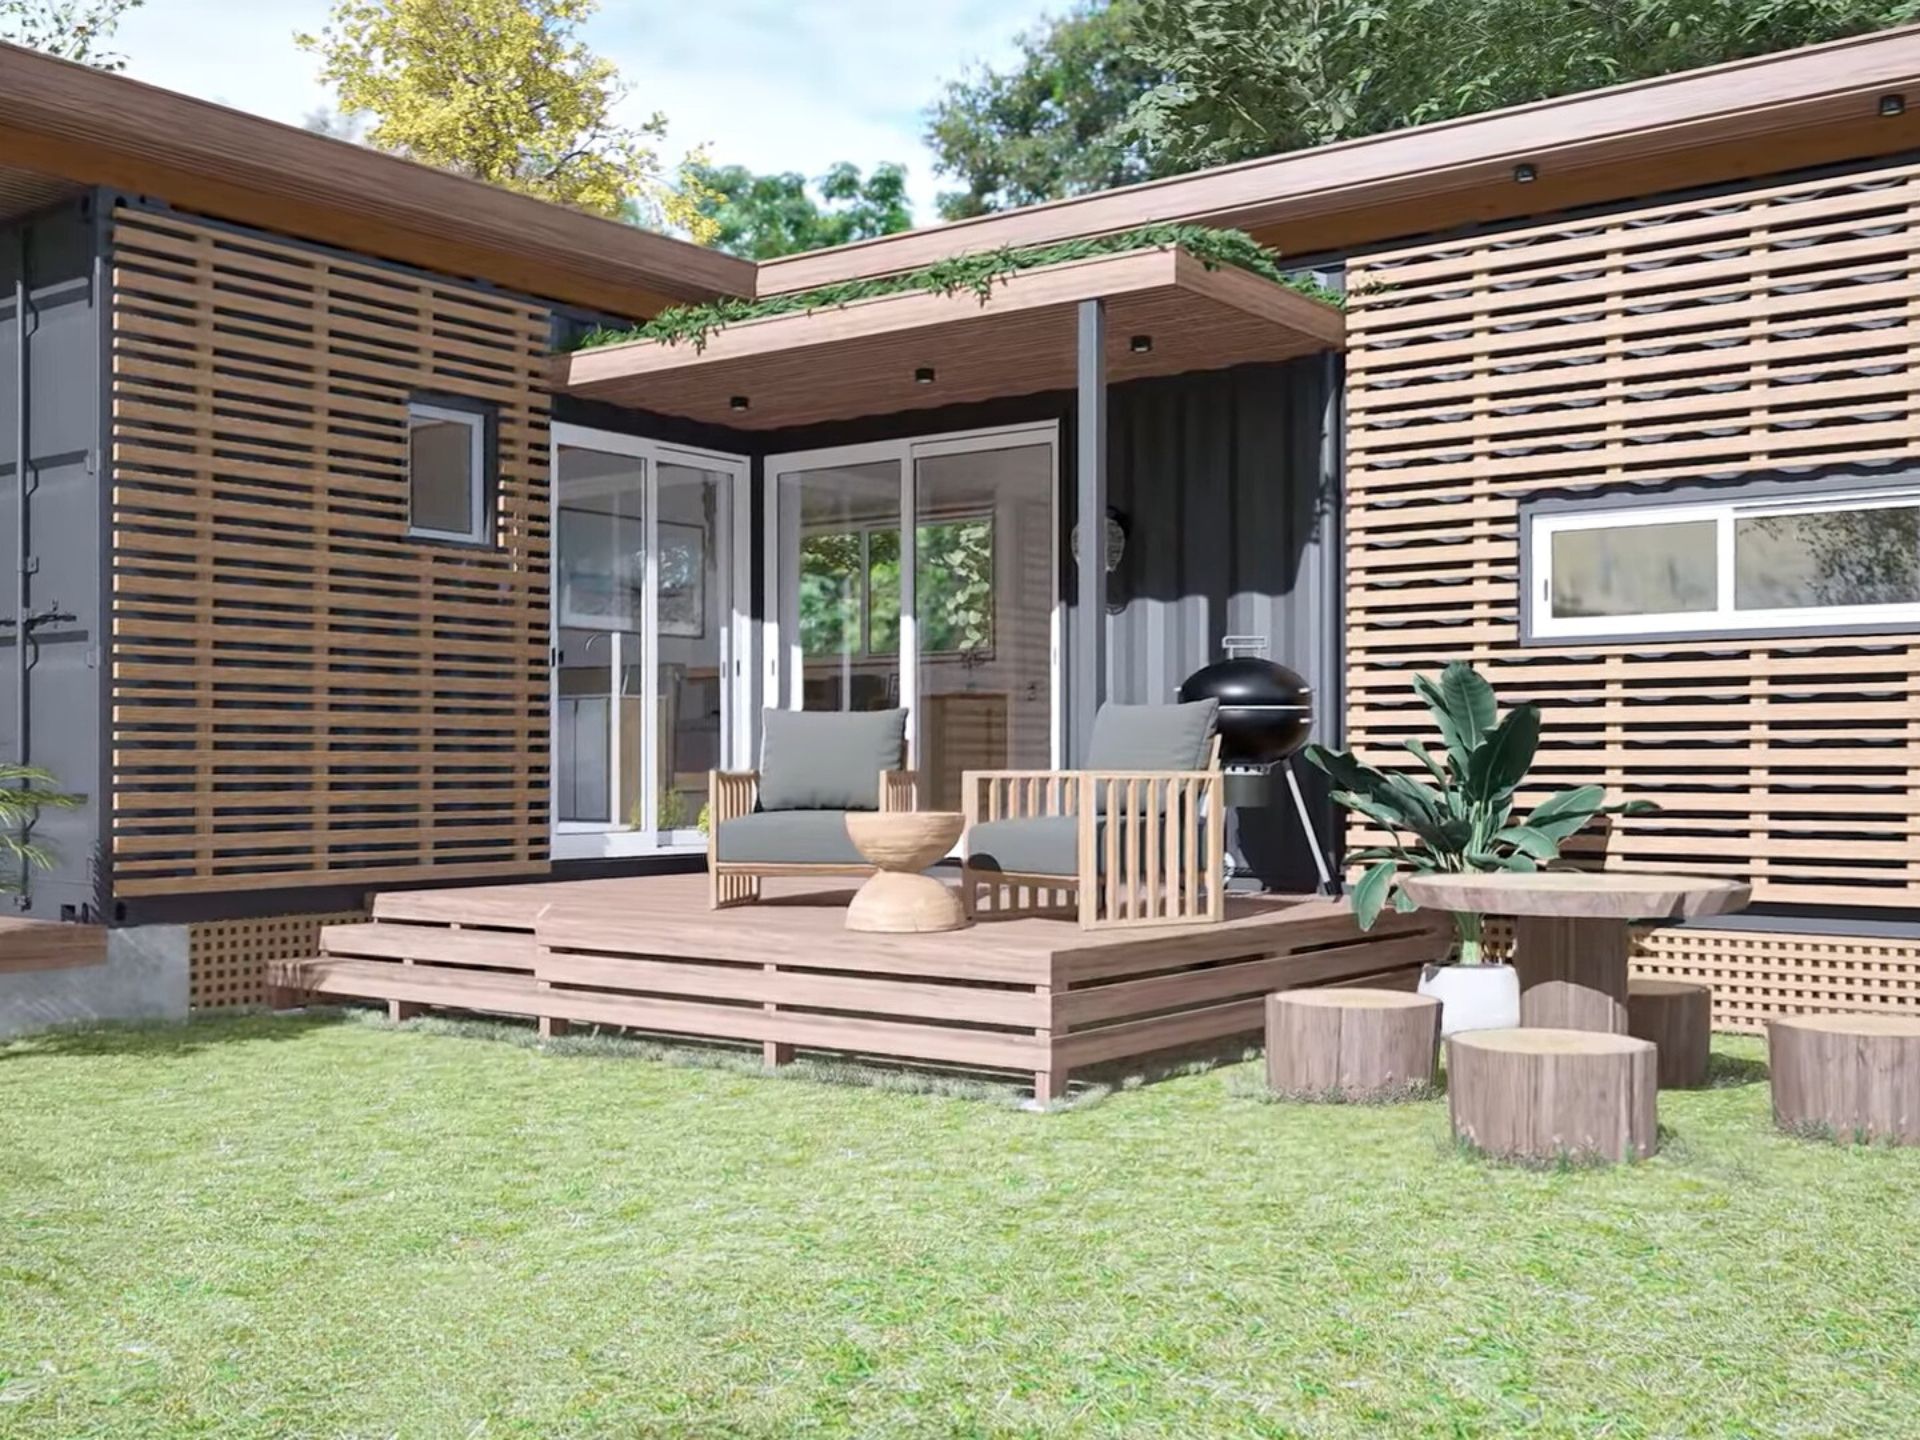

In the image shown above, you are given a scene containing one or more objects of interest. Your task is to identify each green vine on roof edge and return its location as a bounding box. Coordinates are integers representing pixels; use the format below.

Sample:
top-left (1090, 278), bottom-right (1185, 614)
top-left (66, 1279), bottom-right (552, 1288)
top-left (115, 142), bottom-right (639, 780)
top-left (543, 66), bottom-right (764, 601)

top-left (570, 225), bottom-right (1344, 355)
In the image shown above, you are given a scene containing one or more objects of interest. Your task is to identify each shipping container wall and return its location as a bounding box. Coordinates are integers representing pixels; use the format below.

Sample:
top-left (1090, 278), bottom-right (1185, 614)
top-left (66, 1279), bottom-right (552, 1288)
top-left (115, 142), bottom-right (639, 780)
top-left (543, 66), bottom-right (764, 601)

top-left (0, 199), bottom-right (105, 922)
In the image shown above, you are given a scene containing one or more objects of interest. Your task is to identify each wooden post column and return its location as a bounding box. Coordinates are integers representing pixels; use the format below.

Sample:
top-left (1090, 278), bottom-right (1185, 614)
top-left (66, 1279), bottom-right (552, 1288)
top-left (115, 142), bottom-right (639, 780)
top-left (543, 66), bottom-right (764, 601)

top-left (1072, 297), bottom-right (1107, 766)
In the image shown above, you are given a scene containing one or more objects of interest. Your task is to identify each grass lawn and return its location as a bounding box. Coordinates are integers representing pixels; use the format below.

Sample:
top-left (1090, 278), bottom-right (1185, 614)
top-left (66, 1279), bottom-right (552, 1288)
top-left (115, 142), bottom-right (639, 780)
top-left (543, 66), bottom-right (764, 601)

top-left (3, 1013), bottom-right (1918, 1438)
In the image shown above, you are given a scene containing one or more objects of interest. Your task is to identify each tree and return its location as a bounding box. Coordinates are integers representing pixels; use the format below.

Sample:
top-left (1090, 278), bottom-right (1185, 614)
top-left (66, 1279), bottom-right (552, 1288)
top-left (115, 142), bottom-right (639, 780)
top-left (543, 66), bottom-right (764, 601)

top-left (0, 0), bottom-right (142, 69)
top-left (924, 0), bottom-right (1169, 221)
top-left (684, 161), bottom-right (912, 260)
top-left (1127, 0), bottom-right (1920, 171)
top-left (296, 0), bottom-right (711, 234)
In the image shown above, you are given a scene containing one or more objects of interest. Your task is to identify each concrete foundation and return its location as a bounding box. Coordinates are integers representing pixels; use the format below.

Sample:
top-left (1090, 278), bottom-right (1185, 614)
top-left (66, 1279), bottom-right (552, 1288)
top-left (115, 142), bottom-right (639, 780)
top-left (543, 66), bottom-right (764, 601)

top-left (0, 924), bottom-right (190, 1039)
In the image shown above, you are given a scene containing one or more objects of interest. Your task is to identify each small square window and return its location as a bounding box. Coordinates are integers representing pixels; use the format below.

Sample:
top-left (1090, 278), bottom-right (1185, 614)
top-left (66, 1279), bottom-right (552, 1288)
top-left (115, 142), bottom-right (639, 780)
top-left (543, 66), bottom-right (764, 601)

top-left (407, 402), bottom-right (489, 544)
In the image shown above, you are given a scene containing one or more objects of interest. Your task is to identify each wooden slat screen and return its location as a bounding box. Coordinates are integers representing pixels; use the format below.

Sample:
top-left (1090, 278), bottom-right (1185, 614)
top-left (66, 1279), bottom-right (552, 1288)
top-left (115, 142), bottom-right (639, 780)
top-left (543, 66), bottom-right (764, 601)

top-left (1345, 161), bottom-right (1920, 911)
top-left (109, 209), bottom-right (552, 896)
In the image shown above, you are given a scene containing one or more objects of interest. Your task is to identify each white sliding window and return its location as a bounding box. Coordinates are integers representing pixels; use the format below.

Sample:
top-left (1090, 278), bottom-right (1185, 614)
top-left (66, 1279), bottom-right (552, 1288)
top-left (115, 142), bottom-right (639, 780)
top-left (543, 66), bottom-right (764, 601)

top-left (1528, 486), bottom-right (1920, 640)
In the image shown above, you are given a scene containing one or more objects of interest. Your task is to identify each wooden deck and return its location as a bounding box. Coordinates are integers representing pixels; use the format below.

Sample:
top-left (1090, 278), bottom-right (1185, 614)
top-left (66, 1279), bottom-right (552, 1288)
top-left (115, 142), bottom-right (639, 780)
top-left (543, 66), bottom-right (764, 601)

top-left (271, 874), bottom-right (1447, 1100)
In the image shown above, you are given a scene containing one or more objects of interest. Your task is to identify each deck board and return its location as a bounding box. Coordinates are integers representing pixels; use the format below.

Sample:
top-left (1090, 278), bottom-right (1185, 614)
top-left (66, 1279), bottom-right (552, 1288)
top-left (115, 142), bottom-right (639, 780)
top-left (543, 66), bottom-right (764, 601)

top-left (276, 873), bottom-right (1448, 1098)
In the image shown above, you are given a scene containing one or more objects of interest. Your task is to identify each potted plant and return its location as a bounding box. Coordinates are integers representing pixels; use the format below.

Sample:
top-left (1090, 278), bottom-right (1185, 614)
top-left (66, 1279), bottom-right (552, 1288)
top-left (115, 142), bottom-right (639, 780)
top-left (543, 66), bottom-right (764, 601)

top-left (1305, 663), bottom-right (1656, 1036)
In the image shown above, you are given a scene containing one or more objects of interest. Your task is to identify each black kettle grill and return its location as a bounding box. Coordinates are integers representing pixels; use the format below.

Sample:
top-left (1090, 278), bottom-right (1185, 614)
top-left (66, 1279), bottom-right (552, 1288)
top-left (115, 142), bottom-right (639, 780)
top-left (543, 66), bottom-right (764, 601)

top-left (1178, 638), bottom-right (1333, 894)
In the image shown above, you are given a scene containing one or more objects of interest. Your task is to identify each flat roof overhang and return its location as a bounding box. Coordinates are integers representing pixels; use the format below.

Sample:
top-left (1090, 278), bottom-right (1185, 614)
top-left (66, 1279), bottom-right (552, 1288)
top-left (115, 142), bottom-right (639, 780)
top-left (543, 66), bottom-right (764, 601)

top-left (757, 24), bottom-right (1920, 295)
top-left (555, 246), bottom-right (1345, 430)
top-left (0, 42), bottom-right (755, 317)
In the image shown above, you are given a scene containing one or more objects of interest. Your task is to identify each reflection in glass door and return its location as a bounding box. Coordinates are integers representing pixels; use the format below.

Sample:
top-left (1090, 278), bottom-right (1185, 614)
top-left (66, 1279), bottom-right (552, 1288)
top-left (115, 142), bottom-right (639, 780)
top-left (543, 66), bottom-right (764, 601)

top-left (765, 425), bottom-right (1059, 796)
top-left (774, 457), bottom-right (905, 713)
top-left (553, 427), bottom-right (745, 858)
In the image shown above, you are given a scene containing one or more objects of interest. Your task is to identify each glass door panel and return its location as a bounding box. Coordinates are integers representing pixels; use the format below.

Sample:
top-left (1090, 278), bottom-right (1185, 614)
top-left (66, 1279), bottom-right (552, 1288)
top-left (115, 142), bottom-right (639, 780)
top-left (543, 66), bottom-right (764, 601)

top-left (776, 459), bottom-right (904, 712)
top-left (656, 462), bottom-right (731, 840)
top-left (552, 428), bottom-right (745, 857)
top-left (556, 444), bottom-right (646, 837)
top-left (555, 626), bottom-right (612, 823)
top-left (914, 443), bottom-right (1054, 810)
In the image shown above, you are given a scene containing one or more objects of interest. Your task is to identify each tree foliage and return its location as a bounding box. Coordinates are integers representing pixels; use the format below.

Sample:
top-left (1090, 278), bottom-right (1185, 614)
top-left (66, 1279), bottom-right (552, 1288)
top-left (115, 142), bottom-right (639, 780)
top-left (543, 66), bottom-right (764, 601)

top-left (686, 161), bottom-right (912, 260)
top-left (1128, 0), bottom-right (1920, 170)
top-left (296, 0), bottom-right (710, 232)
top-left (925, 0), bottom-right (1171, 220)
top-left (0, 0), bottom-right (141, 69)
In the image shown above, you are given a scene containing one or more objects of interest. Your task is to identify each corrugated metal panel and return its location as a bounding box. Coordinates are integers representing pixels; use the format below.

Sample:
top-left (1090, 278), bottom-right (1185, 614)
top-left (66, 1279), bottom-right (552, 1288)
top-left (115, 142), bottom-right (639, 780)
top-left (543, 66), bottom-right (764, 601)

top-left (0, 199), bottom-right (105, 920)
top-left (1100, 355), bottom-right (1343, 890)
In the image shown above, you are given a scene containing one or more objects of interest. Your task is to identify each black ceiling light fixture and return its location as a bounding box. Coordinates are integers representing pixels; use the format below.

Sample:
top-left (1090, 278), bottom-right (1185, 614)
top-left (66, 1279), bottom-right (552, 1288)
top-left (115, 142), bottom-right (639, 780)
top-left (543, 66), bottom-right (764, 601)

top-left (914, 366), bottom-right (937, 385)
top-left (1130, 334), bottom-right (1154, 354)
top-left (729, 395), bottom-right (750, 412)
top-left (1513, 162), bottom-right (1538, 184)
top-left (1881, 93), bottom-right (1907, 117)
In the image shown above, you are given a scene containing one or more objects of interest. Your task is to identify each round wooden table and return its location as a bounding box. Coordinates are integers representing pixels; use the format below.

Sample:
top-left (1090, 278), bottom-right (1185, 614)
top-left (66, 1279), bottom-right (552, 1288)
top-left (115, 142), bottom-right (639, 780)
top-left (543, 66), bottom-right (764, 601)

top-left (844, 811), bottom-right (968, 933)
top-left (1398, 871), bottom-right (1749, 1033)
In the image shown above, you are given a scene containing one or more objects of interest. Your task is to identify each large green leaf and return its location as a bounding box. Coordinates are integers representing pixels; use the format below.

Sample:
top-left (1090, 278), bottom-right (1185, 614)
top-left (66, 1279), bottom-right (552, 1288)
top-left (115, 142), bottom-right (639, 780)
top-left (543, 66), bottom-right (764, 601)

top-left (1523, 785), bottom-right (1605, 841)
top-left (1492, 824), bottom-right (1559, 860)
top-left (1437, 663), bottom-right (1497, 750)
top-left (1465, 703), bottom-right (1541, 803)
top-left (1403, 737), bottom-right (1448, 785)
top-left (1350, 859), bottom-right (1398, 931)
top-left (1410, 673), bottom-right (1471, 772)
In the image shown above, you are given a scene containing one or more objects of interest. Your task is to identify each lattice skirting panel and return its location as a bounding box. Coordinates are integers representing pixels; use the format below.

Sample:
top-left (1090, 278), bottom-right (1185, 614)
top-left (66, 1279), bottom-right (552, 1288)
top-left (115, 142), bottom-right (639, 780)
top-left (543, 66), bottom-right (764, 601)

top-left (188, 911), bottom-right (367, 1010)
top-left (1479, 919), bottom-right (1920, 1033)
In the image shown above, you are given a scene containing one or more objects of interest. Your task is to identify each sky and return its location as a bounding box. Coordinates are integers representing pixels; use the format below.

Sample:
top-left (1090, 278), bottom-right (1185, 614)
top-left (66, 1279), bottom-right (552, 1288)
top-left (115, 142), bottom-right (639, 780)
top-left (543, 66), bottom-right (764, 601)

top-left (112, 0), bottom-right (1050, 227)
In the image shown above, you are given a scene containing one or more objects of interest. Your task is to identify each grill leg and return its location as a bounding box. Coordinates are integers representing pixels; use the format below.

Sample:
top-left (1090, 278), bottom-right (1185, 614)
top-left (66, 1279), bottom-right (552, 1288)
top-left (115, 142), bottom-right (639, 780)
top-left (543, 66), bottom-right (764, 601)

top-left (1284, 757), bottom-right (1336, 897)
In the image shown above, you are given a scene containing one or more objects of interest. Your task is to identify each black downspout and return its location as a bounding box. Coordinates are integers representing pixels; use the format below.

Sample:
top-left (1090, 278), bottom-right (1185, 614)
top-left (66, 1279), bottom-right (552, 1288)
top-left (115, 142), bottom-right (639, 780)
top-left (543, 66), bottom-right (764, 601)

top-left (11, 229), bottom-right (29, 906)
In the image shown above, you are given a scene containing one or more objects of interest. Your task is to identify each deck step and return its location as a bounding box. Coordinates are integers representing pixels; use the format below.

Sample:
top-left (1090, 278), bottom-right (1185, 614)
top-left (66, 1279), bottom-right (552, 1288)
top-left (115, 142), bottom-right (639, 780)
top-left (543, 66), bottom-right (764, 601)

top-left (321, 921), bottom-right (537, 972)
top-left (275, 956), bottom-right (544, 1017)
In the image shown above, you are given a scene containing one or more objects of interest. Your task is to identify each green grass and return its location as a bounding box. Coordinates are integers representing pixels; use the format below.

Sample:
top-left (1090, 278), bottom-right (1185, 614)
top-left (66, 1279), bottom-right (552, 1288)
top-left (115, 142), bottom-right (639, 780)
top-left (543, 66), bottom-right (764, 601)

top-left (3, 1014), bottom-right (1918, 1438)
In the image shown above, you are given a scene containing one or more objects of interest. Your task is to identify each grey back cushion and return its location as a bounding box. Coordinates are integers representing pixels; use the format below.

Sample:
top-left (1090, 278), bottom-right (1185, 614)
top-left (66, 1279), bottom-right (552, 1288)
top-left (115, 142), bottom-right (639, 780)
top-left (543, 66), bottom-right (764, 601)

top-left (1086, 699), bottom-right (1219, 771)
top-left (758, 708), bottom-right (908, 811)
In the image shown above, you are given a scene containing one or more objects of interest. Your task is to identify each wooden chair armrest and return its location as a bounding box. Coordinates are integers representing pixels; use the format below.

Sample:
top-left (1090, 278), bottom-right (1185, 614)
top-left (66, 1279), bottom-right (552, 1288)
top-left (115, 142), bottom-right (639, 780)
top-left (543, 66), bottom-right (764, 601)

top-left (708, 770), bottom-right (759, 827)
top-left (879, 769), bottom-right (919, 812)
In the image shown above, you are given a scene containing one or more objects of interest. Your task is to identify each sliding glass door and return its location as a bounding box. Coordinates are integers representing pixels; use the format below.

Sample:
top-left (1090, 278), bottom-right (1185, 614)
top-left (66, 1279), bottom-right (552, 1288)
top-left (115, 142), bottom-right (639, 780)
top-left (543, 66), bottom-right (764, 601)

top-left (766, 424), bottom-right (1059, 806)
top-left (553, 426), bottom-right (747, 858)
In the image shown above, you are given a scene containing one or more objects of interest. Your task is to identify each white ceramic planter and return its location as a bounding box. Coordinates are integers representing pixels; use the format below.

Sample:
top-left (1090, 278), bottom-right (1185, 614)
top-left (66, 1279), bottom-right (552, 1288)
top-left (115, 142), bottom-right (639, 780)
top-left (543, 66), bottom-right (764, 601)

top-left (1417, 962), bottom-right (1521, 1038)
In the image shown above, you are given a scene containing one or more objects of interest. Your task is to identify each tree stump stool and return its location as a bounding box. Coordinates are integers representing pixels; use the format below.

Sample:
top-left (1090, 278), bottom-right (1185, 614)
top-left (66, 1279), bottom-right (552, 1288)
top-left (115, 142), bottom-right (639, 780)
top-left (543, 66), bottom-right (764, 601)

top-left (1627, 978), bottom-right (1712, 1089)
top-left (1769, 1014), bottom-right (1920, 1145)
top-left (1265, 988), bottom-right (1441, 1101)
top-left (1447, 1028), bottom-right (1659, 1163)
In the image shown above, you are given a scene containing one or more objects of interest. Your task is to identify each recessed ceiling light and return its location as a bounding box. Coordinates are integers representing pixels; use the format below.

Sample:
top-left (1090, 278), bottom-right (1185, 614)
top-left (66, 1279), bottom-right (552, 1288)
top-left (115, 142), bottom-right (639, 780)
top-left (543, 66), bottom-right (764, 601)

top-left (1513, 163), bottom-right (1538, 184)
top-left (729, 395), bottom-right (750, 411)
top-left (914, 366), bottom-right (936, 385)
top-left (1881, 93), bottom-right (1906, 117)
top-left (1130, 334), bottom-right (1153, 354)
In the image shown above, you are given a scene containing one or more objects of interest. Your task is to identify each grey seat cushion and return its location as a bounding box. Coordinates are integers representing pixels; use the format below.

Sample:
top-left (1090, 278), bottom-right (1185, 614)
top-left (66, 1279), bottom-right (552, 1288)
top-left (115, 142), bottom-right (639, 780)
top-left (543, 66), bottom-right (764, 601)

top-left (1087, 699), bottom-right (1219, 771)
top-left (966, 816), bottom-right (1080, 877)
top-left (715, 810), bottom-right (867, 866)
top-left (758, 708), bottom-right (908, 811)
top-left (968, 813), bottom-right (1198, 879)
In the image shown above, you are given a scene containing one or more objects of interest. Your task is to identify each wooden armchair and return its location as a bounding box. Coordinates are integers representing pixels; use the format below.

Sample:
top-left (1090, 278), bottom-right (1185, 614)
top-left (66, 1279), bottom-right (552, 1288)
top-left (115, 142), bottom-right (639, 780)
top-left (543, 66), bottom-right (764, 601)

top-left (961, 706), bottom-right (1225, 930)
top-left (707, 708), bottom-right (917, 909)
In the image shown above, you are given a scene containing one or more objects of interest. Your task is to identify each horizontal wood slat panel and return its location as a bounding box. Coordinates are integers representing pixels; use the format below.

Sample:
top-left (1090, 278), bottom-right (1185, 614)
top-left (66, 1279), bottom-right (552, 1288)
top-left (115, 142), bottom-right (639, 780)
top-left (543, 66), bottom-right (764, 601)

top-left (1344, 162), bottom-right (1920, 912)
top-left (109, 209), bottom-right (552, 896)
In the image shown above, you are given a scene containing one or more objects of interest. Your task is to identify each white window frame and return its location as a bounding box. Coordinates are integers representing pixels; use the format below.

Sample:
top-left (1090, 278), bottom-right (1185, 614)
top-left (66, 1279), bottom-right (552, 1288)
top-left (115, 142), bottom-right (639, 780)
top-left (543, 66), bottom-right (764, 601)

top-left (406, 401), bottom-right (489, 544)
top-left (1528, 486), bottom-right (1920, 640)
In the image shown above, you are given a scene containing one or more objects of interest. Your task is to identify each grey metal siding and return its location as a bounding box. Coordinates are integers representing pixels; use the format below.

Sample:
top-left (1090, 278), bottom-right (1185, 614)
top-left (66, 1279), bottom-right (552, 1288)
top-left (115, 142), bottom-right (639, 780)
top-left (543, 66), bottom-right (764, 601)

top-left (0, 199), bottom-right (105, 920)
top-left (1099, 355), bottom-right (1344, 890)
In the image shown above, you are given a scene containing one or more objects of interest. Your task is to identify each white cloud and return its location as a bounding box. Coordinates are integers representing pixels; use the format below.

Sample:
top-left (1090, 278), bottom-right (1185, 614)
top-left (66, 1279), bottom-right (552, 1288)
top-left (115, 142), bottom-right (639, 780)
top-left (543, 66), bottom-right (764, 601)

top-left (112, 0), bottom-right (1046, 225)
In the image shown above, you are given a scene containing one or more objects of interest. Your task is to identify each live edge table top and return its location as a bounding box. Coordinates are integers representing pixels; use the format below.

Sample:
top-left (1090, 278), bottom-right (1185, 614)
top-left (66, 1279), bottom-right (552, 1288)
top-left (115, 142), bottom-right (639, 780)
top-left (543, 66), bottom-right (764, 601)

top-left (1398, 871), bottom-right (1750, 923)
